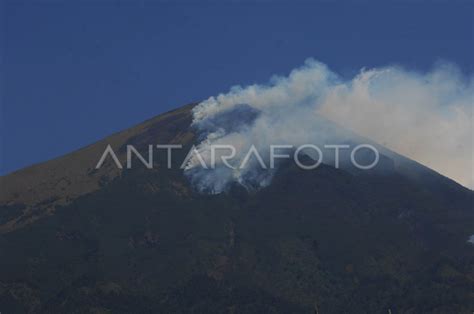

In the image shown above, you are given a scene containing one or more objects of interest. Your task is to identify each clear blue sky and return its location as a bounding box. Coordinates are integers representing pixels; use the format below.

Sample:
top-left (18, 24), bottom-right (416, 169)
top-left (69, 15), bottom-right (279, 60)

top-left (1, 1), bottom-right (473, 174)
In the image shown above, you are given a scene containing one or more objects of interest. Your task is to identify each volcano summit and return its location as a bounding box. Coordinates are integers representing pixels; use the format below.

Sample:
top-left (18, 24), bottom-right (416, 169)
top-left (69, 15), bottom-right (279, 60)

top-left (0, 102), bottom-right (473, 313)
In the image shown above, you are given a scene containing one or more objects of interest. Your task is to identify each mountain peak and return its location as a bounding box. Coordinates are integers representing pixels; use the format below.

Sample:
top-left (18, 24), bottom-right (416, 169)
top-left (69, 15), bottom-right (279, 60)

top-left (0, 102), bottom-right (473, 313)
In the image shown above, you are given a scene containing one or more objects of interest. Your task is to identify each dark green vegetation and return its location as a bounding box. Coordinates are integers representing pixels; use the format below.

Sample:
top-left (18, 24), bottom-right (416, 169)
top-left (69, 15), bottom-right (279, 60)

top-left (0, 105), bottom-right (473, 313)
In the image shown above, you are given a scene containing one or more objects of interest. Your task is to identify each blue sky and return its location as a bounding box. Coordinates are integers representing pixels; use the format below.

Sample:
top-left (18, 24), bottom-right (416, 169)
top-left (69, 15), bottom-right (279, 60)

top-left (1, 1), bottom-right (473, 174)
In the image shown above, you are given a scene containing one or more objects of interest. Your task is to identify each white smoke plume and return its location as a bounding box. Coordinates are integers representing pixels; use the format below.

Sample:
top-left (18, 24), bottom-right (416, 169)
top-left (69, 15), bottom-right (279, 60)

top-left (184, 59), bottom-right (473, 193)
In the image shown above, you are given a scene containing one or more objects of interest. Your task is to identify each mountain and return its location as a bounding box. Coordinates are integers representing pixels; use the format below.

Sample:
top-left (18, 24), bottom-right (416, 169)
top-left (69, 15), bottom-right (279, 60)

top-left (0, 103), bottom-right (473, 313)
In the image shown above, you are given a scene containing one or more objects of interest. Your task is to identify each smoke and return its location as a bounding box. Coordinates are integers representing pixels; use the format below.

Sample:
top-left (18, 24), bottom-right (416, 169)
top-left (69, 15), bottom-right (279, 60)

top-left (185, 59), bottom-right (473, 193)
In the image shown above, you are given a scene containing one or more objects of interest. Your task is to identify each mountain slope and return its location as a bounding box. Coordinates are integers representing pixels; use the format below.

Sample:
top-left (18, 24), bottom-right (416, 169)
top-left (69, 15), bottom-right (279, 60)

top-left (0, 103), bottom-right (473, 313)
top-left (0, 103), bottom-right (196, 233)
